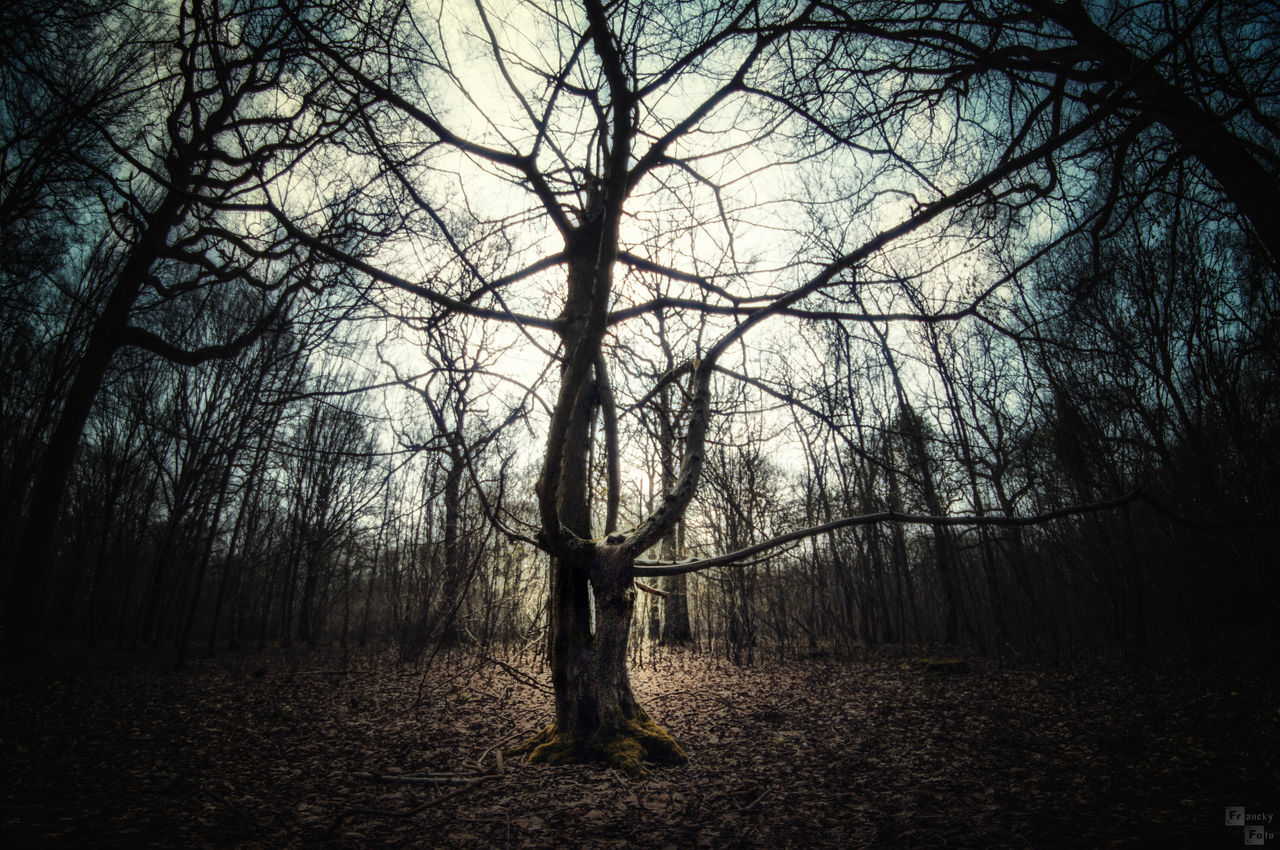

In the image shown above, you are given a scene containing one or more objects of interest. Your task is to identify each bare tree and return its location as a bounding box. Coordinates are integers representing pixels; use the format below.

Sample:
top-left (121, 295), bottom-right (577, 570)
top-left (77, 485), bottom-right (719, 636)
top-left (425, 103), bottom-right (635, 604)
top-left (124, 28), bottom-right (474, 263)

top-left (267, 0), bottom-right (1175, 772)
top-left (3, 0), bottom-right (365, 656)
top-left (5, 0), bottom-right (1274, 772)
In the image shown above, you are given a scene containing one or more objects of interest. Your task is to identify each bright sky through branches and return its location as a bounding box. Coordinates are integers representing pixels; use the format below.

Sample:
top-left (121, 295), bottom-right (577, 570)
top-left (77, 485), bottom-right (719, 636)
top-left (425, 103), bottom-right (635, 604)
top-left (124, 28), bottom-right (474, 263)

top-left (351, 0), bottom-right (1048, 539)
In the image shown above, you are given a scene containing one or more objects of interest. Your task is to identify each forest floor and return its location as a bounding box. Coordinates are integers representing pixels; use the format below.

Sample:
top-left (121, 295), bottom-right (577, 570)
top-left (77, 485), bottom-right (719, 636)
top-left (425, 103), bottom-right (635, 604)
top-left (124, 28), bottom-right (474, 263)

top-left (2, 643), bottom-right (1277, 848)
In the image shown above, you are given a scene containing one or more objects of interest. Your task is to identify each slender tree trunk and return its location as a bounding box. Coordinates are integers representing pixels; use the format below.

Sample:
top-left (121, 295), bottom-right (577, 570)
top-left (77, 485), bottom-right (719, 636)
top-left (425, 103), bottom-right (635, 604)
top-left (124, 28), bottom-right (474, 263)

top-left (340, 558), bottom-right (352, 664)
top-left (177, 458), bottom-right (236, 668)
top-left (136, 497), bottom-right (189, 649)
top-left (3, 187), bottom-right (180, 658)
top-left (436, 453), bottom-right (464, 646)
top-left (298, 547), bottom-right (322, 647)
top-left (257, 535), bottom-right (281, 650)
top-left (359, 543), bottom-right (380, 649)
top-left (207, 453), bottom-right (264, 657)
top-left (656, 387), bottom-right (692, 646)
top-left (862, 299), bottom-right (964, 646)
top-left (659, 572), bottom-right (693, 646)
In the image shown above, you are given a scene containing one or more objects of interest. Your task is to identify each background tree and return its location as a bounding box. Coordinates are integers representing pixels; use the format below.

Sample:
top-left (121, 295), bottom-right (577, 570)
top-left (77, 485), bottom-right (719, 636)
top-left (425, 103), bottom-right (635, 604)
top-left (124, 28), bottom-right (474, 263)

top-left (1, 0), bottom-right (371, 655)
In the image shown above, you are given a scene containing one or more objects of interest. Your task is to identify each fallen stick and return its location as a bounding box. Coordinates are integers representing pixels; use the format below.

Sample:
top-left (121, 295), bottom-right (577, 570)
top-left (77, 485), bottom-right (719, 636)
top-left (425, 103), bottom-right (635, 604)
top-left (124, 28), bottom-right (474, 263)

top-left (351, 771), bottom-right (477, 786)
top-left (331, 773), bottom-right (500, 832)
top-left (480, 655), bottom-right (552, 694)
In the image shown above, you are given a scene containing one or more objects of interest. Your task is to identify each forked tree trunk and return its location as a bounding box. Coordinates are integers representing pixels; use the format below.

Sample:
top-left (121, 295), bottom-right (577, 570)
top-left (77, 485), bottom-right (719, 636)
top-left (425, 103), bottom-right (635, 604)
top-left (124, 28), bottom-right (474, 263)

top-left (522, 546), bottom-right (686, 775)
top-left (517, 185), bottom-right (693, 773)
top-left (554, 548), bottom-right (635, 729)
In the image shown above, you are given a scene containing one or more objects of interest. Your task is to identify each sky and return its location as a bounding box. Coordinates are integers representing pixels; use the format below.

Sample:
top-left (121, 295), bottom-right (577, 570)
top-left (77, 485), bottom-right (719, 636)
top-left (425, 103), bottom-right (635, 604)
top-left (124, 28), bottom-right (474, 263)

top-left (343, 0), bottom-right (1042, 535)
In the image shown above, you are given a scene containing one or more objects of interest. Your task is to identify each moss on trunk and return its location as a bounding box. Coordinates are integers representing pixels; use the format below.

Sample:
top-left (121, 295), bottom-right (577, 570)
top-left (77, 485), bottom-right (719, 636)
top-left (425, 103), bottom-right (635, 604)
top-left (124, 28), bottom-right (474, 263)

top-left (531, 547), bottom-right (688, 776)
top-left (515, 706), bottom-right (687, 777)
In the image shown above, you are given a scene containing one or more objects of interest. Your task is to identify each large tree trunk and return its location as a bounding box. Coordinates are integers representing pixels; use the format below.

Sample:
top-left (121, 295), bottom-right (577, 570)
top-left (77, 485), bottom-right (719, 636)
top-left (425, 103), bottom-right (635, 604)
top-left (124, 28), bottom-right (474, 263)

top-left (520, 356), bottom-right (685, 774)
top-left (521, 546), bottom-right (686, 776)
top-left (551, 549), bottom-right (636, 731)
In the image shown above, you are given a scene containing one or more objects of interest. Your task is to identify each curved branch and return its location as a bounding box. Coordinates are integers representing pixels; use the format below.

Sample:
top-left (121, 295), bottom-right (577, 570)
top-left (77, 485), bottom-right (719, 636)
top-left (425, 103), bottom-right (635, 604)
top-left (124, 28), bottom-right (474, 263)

top-left (120, 285), bottom-right (299, 366)
top-left (596, 354), bottom-right (621, 535)
top-left (615, 250), bottom-right (740, 303)
top-left (634, 490), bottom-right (1144, 577)
top-left (268, 212), bottom-right (559, 331)
top-left (285, 6), bottom-right (573, 236)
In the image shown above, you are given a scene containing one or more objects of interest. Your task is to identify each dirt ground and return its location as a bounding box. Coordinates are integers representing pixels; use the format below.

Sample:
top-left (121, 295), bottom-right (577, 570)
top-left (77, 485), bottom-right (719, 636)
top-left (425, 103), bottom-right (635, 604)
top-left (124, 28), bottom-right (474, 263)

top-left (2, 645), bottom-right (1276, 848)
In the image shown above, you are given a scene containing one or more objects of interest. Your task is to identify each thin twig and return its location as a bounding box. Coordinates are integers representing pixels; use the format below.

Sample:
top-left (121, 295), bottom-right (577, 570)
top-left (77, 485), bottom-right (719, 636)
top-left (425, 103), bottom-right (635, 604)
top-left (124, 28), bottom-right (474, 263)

top-left (480, 655), bottom-right (553, 694)
top-left (635, 580), bottom-right (670, 597)
top-left (739, 786), bottom-right (773, 812)
top-left (351, 771), bottom-right (477, 786)
top-left (331, 774), bottom-right (500, 832)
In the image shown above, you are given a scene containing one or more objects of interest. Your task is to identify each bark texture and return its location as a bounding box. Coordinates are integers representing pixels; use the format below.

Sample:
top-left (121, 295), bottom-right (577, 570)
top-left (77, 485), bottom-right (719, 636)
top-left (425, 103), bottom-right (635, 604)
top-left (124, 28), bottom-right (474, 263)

top-left (521, 546), bottom-right (687, 776)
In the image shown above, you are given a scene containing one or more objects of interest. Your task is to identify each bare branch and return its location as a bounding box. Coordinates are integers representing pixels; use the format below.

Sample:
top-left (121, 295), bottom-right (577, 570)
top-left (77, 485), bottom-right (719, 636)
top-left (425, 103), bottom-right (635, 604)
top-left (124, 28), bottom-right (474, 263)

top-left (634, 491), bottom-right (1145, 577)
top-left (285, 5), bottom-right (573, 236)
top-left (267, 211), bottom-right (559, 332)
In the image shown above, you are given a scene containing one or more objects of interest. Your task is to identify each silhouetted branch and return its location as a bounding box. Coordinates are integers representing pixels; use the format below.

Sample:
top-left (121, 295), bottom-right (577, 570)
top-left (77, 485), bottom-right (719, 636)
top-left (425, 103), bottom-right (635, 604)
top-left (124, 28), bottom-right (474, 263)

top-left (634, 491), bottom-right (1145, 577)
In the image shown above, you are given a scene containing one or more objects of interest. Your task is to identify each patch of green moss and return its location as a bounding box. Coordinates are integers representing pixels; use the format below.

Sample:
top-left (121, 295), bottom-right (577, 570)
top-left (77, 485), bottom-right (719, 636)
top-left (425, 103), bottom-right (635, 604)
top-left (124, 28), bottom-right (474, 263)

top-left (514, 713), bottom-right (688, 777)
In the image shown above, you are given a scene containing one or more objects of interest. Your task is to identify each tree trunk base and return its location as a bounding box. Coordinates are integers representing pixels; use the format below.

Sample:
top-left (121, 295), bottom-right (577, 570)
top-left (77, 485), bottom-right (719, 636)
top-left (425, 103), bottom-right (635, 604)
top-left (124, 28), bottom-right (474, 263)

top-left (514, 709), bottom-right (688, 777)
